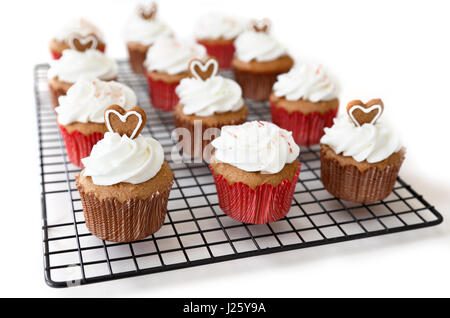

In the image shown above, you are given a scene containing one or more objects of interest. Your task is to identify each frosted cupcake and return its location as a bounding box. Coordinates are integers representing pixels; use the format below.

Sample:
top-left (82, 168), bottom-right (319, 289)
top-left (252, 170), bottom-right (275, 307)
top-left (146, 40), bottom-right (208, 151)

top-left (48, 47), bottom-right (118, 108)
top-left (320, 99), bottom-right (405, 203)
top-left (173, 58), bottom-right (248, 159)
top-left (270, 63), bottom-right (339, 146)
top-left (56, 79), bottom-right (137, 167)
top-left (210, 121), bottom-right (301, 224)
top-left (144, 37), bottom-right (207, 111)
top-left (76, 105), bottom-right (174, 242)
top-left (232, 19), bottom-right (294, 101)
top-left (49, 18), bottom-right (106, 59)
top-left (194, 13), bottom-right (244, 70)
top-left (124, 2), bottom-right (173, 74)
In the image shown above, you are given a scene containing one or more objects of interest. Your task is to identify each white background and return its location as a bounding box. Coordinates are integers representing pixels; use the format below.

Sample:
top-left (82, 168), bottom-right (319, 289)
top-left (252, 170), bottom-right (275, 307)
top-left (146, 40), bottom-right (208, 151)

top-left (0, 0), bottom-right (449, 297)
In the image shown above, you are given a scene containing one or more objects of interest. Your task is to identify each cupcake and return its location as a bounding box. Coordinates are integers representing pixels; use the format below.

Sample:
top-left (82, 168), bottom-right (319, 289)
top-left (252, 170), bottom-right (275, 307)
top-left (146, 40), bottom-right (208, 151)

top-left (231, 19), bottom-right (294, 101)
top-left (194, 13), bottom-right (244, 70)
top-left (144, 37), bottom-right (207, 111)
top-left (124, 2), bottom-right (173, 74)
top-left (320, 99), bottom-right (405, 203)
top-left (48, 45), bottom-right (118, 109)
top-left (56, 79), bottom-right (137, 167)
top-left (210, 121), bottom-right (301, 224)
top-left (173, 58), bottom-right (248, 159)
top-left (270, 63), bottom-right (339, 146)
top-left (49, 18), bottom-right (106, 60)
top-left (76, 105), bottom-right (174, 242)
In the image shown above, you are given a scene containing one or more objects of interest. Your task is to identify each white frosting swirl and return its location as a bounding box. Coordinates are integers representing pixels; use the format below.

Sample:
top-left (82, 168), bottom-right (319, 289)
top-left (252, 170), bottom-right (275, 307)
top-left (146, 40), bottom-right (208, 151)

top-left (56, 79), bottom-right (137, 125)
top-left (194, 13), bottom-right (244, 40)
top-left (123, 10), bottom-right (173, 46)
top-left (176, 76), bottom-right (244, 116)
top-left (273, 64), bottom-right (337, 102)
top-left (212, 121), bottom-right (300, 174)
top-left (81, 132), bottom-right (165, 186)
top-left (234, 30), bottom-right (287, 62)
top-left (48, 49), bottom-right (118, 83)
top-left (144, 37), bottom-right (207, 75)
top-left (320, 116), bottom-right (403, 163)
top-left (53, 18), bottom-right (104, 42)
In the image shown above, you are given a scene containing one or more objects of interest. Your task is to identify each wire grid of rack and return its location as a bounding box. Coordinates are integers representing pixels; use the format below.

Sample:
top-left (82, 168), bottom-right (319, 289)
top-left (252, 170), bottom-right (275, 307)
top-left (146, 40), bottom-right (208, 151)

top-left (36, 61), bottom-right (443, 288)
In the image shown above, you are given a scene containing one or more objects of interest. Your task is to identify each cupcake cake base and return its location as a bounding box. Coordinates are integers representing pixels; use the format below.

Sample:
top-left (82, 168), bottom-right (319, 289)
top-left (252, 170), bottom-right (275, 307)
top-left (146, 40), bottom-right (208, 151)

top-left (49, 38), bottom-right (106, 60)
top-left (48, 77), bottom-right (73, 109)
top-left (58, 122), bottom-right (107, 168)
top-left (76, 162), bottom-right (174, 242)
top-left (270, 96), bottom-right (339, 146)
top-left (210, 161), bottom-right (301, 224)
top-left (145, 71), bottom-right (186, 111)
top-left (127, 42), bottom-right (151, 74)
top-left (232, 55), bottom-right (294, 101)
top-left (320, 144), bottom-right (405, 204)
top-left (197, 38), bottom-right (235, 70)
top-left (173, 104), bottom-right (248, 160)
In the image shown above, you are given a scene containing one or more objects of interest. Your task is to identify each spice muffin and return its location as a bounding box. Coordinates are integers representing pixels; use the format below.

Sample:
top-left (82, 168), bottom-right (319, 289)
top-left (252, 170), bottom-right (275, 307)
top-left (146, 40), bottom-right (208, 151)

top-left (48, 47), bottom-right (118, 108)
top-left (231, 19), bottom-right (293, 101)
top-left (320, 99), bottom-right (405, 203)
top-left (56, 79), bottom-right (137, 167)
top-left (194, 13), bottom-right (244, 70)
top-left (173, 58), bottom-right (248, 159)
top-left (270, 63), bottom-right (339, 146)
top-left (210, 121), bottom-right (301, 224)
top-left (124, 2), bottom-right (173, 74)
top-left (76, 105), bottom-right (174, 242)
top-left (143, 37), bottom-right (207, 111)
top-left (49, 18), bottom-right (106, 59)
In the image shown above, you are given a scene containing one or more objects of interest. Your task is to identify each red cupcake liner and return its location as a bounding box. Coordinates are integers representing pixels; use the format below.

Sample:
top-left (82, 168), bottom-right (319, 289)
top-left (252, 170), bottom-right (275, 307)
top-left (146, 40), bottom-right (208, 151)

top-left (270, 103), bottom-right (338, 146)
top-left (50, 46), bottom-right (106, 60)
top-left (50, 50), bottom-right (62, 60)
top-left (210, 162), bottom-right (301, 224)
top-left (146, 76), bottom-right (180, 111)
top-left (59, 125), bottom-right (104, 167)
top-left (197, 40), bottom-right (235, 70)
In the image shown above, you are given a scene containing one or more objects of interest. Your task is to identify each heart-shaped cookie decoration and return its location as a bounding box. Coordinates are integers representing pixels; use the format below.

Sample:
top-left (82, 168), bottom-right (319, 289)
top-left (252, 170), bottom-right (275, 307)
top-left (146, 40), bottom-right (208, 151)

top-left (138, 3), bottom-right (157, 20)
top-left (188, 57), bottom-right (219, 81)
top-left (68, 33), bottom-right (99, 52)
top-left (251, 18), bottom-right (270, 33)
top-left (347, 99), bottom-right (384, 127)
top-left (104, 105), bottom-right (147, 139)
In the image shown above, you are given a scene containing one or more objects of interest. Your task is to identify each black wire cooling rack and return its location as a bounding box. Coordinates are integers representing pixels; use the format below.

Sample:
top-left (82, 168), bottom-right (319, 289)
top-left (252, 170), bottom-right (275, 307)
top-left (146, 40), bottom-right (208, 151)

top-left (36, 61), bottom-right (443, 288)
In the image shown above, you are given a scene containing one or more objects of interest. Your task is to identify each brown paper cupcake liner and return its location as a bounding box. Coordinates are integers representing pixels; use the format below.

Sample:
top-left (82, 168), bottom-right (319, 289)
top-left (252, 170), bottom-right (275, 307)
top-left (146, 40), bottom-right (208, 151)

top-left (320, 148), bottom-right (405, 204)
top-left (233, 70), bottom-right (280, 101)
top-left (127, 43), bottom-right (150, 74)
top-left (78, 187), bottom-right (171, 242)
top-left (173, 111), bottom-right (247, 160)
top-left (48, 82), bottom-right (70, 109)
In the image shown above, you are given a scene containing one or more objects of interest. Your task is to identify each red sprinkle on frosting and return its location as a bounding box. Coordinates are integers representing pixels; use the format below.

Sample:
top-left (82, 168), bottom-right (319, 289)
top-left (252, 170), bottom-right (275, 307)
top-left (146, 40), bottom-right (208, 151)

top-left (227, 131), bottom-right (238, 139)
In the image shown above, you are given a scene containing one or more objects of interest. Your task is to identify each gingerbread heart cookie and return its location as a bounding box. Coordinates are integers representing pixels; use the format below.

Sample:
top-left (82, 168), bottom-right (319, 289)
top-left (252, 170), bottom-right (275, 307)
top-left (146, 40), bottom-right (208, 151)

top-left (251, 19), bottom-right (270, 33)
top-left (188, 57), bottom-right (219, 81)
top-left (68, 33), bottom-right (98, 52)
top-left (347, 99), bottom-right (384, 127)
top-left (104, 105), bottom-right (147, 139)
top-left (138, 2), bottom-right (157, 20)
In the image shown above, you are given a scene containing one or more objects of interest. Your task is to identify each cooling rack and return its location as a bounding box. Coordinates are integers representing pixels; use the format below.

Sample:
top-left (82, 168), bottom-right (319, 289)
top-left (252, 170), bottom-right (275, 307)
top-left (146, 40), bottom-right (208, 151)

top-left (35, 62), bottom-right (443, 287)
